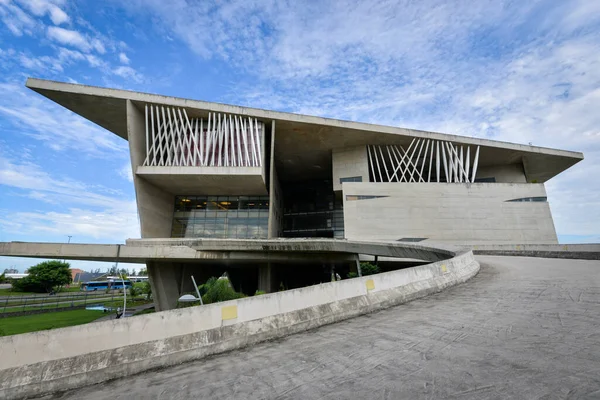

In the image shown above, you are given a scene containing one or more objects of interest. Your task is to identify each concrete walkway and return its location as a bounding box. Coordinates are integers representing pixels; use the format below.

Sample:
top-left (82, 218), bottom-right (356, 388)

top-left (42, 256), bottom-right (600, 399)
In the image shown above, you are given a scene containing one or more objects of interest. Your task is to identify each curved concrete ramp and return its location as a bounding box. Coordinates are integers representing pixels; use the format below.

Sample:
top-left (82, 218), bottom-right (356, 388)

top-left (44, 256), bottom-right (600, 399)
top-left (0, 244), bottom-right (477, 400)
top-left (0, 238), bottom-right (458, 263)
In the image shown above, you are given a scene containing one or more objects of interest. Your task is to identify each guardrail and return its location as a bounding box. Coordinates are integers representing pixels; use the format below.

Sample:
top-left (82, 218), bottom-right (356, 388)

top-left (0, 244), bottom-right (479, 400)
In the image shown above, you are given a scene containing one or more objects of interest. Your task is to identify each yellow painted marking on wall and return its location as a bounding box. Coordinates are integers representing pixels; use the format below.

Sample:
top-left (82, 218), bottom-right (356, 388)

top-left (221, 305), bottom-right (238, 320)
top-left (366, 279), bottom-right (375, 291)
top-left (441, 264), bottom-right (447, 273)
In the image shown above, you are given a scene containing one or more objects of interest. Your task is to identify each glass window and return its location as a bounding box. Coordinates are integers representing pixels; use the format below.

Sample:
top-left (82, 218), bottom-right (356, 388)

top-left (171, 195), bottom-right (270, 239)
top-left (340, 176), bottom-right (362, 184)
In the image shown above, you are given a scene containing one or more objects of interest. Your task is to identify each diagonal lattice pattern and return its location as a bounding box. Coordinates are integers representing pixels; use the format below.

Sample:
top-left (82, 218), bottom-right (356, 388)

top-left (143, 104), bottom-right (263, 168)
top-left (367, 139), bottom-right (480, 183)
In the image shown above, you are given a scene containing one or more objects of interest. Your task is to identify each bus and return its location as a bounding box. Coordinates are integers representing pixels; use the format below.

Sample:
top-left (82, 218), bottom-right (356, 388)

top-left (81, 280), bottom-right (132, 291)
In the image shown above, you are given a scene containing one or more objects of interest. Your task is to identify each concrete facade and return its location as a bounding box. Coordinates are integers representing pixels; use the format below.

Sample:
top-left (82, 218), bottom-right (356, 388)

top-left (475, 163), bottom-right (527, 183)
top-left (343, 182), bottom-right (557, 244)
top-left (6, 78), bottom-right (584, 312)
top-left (332, 145), bottom-right (369, 191)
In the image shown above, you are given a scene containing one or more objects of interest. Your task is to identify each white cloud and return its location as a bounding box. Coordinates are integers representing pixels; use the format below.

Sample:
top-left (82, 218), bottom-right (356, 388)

top-left (0, 1), bottom-right (38, 36)
top-left (0, 155), bottom-right (140, 241)
top-left (118, 163), bottom-right (133, 183)
top-left (0, 81), bottom-right (127, 156)
top-left (119, 52), bottom-right (130, 64)
top-left (18, 52), bottom-right (63, 72)
top-left (46, 26), bottom-right (106, 53)
top-left (16, 0), bottom-right (69, 25)
top-left (112, 65), bottom-right (143, 83)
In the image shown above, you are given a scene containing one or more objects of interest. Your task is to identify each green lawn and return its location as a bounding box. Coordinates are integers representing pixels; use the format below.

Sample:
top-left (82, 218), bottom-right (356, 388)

top-left (0, 309), bottom-right (105, 336)
top-left (1, 297), bottom-right (151, 314)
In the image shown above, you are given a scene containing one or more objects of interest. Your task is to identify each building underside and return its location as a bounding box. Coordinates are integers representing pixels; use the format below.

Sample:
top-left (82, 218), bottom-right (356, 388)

top-left (10, 78), bottom-right (584, 310)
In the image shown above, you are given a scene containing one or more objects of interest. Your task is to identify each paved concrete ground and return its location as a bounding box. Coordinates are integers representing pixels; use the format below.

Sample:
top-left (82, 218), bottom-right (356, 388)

top-left (45, 256), bottom-right (600, 400)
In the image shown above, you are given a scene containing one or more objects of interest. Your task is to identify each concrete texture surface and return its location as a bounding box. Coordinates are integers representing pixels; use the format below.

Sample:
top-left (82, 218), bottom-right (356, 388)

top-left (0, 249), bottom-right (477, 400)
top-left (473, 243), bottom-right (600, 260)
top-left (0, 238), bottom-right (460, 263)
top-left (25, 78), bottom-right (583, 185)
top-left (343, 182), bottom-right (558, 244)
top-left (43, 256), bottom-right (600, 400)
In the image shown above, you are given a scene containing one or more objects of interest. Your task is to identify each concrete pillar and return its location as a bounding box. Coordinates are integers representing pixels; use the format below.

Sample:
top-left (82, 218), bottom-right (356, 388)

top-left (147, 261), bottom-right (181, 311)
top-left (258, 263), bottom-right (275, 293)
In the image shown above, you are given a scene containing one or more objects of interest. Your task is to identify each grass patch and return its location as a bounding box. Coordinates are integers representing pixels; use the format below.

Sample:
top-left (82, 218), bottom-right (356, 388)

top-left (1, 297), bottom-right (150, 314)
top-left (0, 289), bottom-right (40, 296)
top-left (0, 309), bottom-right (105, 336)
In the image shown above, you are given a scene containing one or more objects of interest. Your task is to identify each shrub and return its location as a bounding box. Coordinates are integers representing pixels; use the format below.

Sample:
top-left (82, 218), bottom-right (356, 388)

top-left (347, 262), bottom-right (380, 279)
top-left (254, 290), bottom-right (266, 296)
top-left (129, 285), bottom-right (140, 298)
top-left (360, 262), bottom-right (380, 276)
top-left (139, 281), bottom-right (152, 300)
top-left (200, 277), bottom-right (245, 304)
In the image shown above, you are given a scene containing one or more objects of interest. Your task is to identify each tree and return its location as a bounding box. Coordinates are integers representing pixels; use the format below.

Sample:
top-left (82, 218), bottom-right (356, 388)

top-left (347, 262), bottom-right (380, 279)
top-left (140, 281), bottom-right (152, 300)
top-left (107, 265), bottom-right (119, 275)
top-left (12, 261), bottom-right (72, 293)
top-left (139, 268), bottom-right (148, 276)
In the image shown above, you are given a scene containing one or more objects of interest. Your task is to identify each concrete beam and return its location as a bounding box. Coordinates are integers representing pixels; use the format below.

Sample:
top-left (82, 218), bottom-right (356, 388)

top-left (0, 239), bottom-right (465, 263)
top-left (25, 78), bottom-right (583, 183)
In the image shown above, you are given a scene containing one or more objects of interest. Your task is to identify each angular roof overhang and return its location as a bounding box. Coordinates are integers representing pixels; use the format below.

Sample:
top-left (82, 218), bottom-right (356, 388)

top-left (26, 78), bottom-right (583, 183)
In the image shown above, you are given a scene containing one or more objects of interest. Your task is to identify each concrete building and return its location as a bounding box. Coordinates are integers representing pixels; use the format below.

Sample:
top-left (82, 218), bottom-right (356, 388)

top-left (7, 78), bottom-right (583, 310)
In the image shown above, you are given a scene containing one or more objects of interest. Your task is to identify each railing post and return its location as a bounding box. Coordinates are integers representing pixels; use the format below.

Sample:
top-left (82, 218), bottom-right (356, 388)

top-left (22, 295), bottom-right (27, 312)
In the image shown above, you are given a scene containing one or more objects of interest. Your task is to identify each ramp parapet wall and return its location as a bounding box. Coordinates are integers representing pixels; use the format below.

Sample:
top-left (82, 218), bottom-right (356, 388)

top-left (0, 248), bottom-right (479, 400)
top-left (473, 243), bottom-right (600, 260)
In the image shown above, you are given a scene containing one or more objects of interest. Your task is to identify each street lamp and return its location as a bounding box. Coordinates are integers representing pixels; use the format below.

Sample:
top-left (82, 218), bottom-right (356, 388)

top-left (63, 235), bottom-right (72, 263)
top-left (178, 275), bottom-right (203, 305)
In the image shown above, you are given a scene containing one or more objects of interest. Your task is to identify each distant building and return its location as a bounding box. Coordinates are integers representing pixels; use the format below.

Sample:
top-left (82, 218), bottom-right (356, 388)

top-left (70, 268), bottom-right (84, 282)
top-left (73, 272), bottom-right (108, 283)
top-left (5, 273), bottom-right (28, 280)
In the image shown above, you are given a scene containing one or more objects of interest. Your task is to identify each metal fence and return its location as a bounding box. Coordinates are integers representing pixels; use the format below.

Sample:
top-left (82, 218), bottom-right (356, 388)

top-left (0, 291), bottom-right (121, 315)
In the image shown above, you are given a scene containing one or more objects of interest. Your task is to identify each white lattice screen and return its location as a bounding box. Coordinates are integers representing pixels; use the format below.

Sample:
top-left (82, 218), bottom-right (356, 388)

top-left (143, 104), bottom-right (263, 167)
top-left (367, 139), bottom-right (480, 183)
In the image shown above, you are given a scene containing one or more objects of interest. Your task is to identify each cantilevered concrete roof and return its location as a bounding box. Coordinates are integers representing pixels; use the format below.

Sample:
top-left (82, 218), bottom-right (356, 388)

top-left (26, 78), bottom-right (583, 183)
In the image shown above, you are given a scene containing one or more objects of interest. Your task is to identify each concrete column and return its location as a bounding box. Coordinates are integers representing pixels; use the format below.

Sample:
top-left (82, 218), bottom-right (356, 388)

top-left (126, 100), bottom-right (174, 239)
top-left (147, 261), bottom-right (181, 311)
top-left (258, 263), bottom-right (275, 293)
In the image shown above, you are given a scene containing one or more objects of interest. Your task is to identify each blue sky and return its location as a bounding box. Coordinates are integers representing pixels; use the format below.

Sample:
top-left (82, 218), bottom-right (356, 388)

top-left (1, 0), bottom-right (599, 272)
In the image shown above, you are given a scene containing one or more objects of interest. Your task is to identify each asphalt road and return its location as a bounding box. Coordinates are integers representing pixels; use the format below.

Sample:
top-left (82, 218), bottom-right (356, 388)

top-left (46, 256), bottom-right (600, 400)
